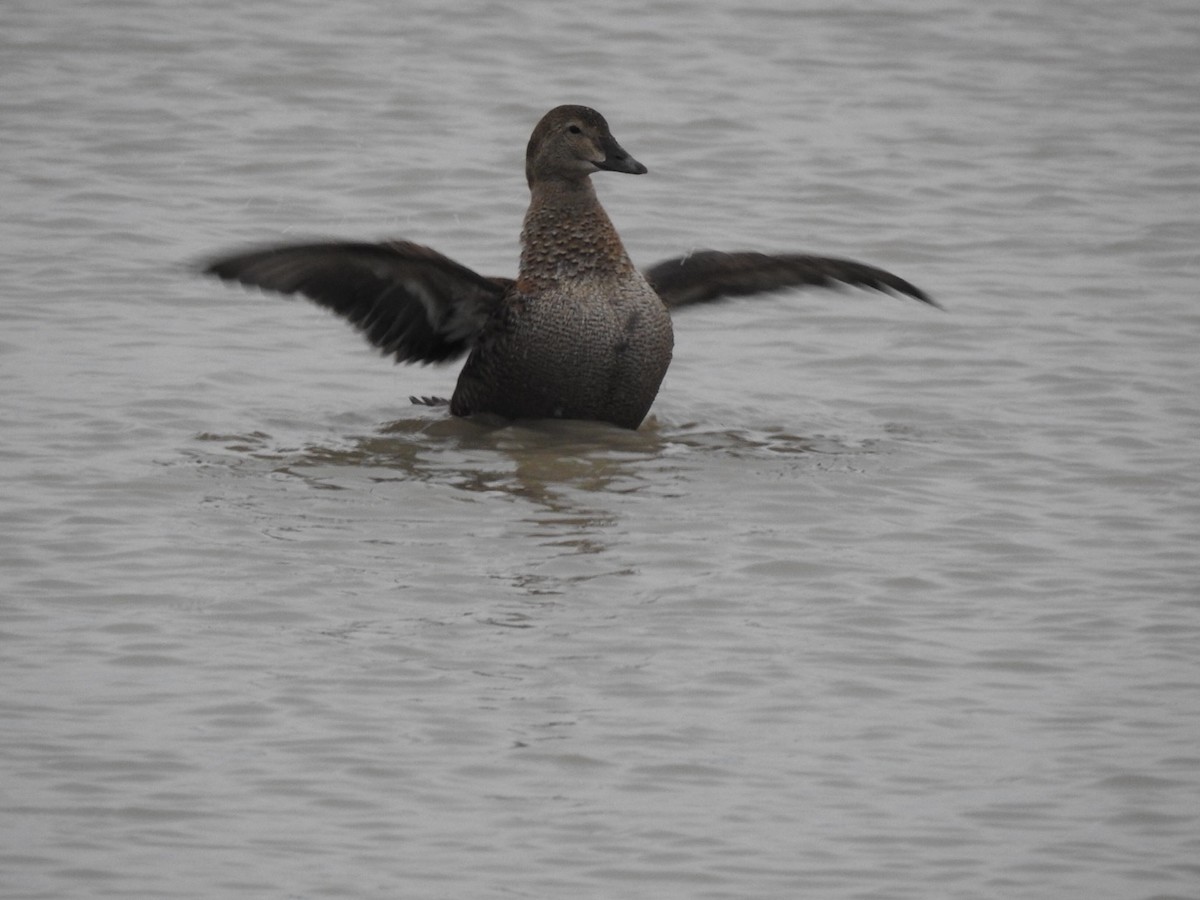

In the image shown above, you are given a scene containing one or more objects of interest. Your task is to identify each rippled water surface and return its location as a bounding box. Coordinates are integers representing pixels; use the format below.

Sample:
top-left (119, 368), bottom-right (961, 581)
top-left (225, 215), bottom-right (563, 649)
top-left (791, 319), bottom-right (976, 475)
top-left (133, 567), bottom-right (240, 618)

top-left (3, 1), bottom-right (1199, 897)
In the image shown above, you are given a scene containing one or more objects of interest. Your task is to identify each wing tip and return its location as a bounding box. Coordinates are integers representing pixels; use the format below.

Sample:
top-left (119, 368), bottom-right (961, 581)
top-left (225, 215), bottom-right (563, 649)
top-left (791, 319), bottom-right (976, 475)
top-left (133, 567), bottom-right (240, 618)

top-left (895, 283), bottom-right (943, 310)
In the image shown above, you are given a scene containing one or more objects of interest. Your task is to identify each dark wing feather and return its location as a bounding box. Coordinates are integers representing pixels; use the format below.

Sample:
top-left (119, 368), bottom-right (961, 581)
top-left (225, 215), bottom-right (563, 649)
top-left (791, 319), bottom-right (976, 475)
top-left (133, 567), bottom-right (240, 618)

top-left (643, 250), bottom-right (939, 310)
top-left (202, 241), bottom-right (512, 364)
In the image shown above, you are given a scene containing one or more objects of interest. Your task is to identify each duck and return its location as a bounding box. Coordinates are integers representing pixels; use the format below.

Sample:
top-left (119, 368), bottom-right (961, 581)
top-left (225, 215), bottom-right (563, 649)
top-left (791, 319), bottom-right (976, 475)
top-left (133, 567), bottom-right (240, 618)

top-left (203, 104), bottom-right (937, 430)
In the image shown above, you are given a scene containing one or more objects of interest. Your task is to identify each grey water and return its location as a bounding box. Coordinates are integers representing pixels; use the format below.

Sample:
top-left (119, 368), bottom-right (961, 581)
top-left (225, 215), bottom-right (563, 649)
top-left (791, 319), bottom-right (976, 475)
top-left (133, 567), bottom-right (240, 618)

top-left (3, 0), bottom-right (1199, 897)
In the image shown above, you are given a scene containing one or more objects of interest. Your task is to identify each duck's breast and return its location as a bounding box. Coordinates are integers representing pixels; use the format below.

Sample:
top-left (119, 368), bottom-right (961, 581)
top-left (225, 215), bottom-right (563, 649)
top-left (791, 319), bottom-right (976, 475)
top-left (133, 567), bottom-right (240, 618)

top-left (452, 274), bottom-right (673, 428)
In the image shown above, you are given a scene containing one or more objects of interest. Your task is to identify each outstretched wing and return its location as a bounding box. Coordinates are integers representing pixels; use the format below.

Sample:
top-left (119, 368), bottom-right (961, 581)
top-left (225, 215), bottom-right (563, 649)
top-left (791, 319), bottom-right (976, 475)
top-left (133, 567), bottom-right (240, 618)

top-left (643, 250), bottom-right (938, 310)
top-left (202, 241), bottom-right (514, 364)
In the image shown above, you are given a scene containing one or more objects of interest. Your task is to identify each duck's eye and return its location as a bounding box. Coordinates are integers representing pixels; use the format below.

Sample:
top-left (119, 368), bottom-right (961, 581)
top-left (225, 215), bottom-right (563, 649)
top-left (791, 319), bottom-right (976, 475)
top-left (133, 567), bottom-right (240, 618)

top-left (567, 124), bottom-right (582, 135)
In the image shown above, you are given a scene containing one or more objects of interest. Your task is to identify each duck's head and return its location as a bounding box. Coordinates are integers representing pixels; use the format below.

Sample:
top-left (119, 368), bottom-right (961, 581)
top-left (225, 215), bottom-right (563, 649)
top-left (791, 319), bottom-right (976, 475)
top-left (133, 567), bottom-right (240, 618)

top-left (525, 105), bottom-right (646, 188)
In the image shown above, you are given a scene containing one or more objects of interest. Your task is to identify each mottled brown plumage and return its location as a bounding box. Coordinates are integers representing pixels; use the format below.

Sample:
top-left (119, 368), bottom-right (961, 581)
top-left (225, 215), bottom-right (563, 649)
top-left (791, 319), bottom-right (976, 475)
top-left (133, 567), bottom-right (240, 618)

top-left (203, 105), bottom-right (936, 429)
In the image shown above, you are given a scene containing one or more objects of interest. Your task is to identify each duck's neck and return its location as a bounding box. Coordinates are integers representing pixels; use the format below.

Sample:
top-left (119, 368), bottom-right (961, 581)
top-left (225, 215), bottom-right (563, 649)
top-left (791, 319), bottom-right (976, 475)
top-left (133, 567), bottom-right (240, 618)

top-left (518, 178), bottom-right (636, 291)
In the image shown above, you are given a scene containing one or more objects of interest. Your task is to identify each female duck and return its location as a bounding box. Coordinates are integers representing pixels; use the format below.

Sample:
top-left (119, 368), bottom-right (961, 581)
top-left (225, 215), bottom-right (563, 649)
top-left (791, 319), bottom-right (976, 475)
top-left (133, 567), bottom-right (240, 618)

top-left (204, 105), bottom-right (935, 429)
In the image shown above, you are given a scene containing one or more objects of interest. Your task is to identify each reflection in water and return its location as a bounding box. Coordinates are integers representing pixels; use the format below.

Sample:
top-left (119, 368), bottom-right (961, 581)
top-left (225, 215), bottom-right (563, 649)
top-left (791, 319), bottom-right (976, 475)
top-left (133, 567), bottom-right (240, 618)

top-left (190, 407), bottom-right (874, 594)
top-left (196, 407), bottom-right (862, 504)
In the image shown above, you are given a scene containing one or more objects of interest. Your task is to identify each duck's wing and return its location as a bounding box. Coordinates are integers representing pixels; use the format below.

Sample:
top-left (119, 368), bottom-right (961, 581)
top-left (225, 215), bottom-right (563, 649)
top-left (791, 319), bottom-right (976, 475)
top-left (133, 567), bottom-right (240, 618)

top-left (203, 241), bottom-right (513, 364)
top-left (643, 250), bottom-right (939, 310)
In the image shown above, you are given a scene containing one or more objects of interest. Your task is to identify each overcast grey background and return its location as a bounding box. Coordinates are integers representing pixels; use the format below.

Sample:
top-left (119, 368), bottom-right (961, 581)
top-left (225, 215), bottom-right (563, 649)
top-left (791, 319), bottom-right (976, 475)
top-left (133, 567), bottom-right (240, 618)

top-left (3, 0), bottom-right (1199, 897)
